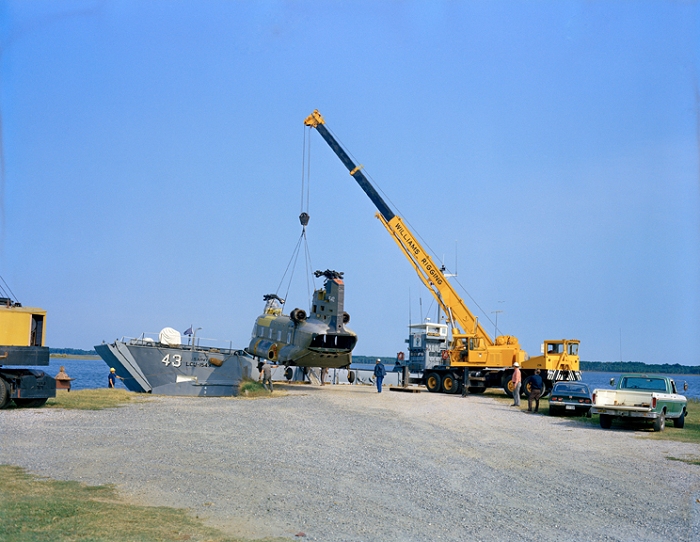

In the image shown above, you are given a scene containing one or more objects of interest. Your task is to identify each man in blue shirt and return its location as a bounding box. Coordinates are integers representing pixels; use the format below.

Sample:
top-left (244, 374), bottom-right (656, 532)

top-left (528, 369), bottom-right (543, 413)
top-left (373, 359), bottom-right (387, 393)
top-left (108, 368), bottom-right (117, 388)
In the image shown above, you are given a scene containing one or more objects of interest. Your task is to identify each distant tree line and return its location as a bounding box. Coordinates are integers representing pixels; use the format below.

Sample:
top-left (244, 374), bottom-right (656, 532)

top-left (50, 348), bottom-right (98, 356)
top-left (581, 361), bottom-right (700, 375)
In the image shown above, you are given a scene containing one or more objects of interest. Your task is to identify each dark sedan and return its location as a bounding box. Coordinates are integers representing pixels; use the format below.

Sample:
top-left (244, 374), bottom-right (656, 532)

top-left (549, 382), bottom-right (592, 417)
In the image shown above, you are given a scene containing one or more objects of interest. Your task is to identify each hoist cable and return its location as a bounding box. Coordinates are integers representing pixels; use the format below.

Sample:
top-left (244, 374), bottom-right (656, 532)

top-left (306, 128), bottom-right (311, 215)
top-left (302, 230), bottom-right (314, 302)
top-left (300, 126), bottom-right (306, 215)
top-left (276, 231), bottom-right (305, 307)
top-left (0, 274), bottom-right (17, 302)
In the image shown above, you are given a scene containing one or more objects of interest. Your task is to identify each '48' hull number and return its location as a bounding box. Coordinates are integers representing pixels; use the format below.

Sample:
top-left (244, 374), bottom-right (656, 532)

top-left (162, 354), bottom-right (211, 368)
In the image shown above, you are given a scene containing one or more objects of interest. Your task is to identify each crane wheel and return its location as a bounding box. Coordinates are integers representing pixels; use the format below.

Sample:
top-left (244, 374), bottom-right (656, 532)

top-left (425, 372), bottom-right (442, 393)
top-left (522, 376), bottom-right (538, 398)
top-left (0, 378), bottom-right (9, 409)
top-left (442, 373), bottom-right (459, 394)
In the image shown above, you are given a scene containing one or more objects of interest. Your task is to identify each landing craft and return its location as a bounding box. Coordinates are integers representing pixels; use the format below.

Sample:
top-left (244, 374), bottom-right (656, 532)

top-left (246, 270), bottom-right (358, 374)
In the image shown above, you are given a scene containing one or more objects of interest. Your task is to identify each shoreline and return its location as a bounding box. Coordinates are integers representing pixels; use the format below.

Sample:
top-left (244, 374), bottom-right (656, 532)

top-left (50, 354), bottom-right (100, 360)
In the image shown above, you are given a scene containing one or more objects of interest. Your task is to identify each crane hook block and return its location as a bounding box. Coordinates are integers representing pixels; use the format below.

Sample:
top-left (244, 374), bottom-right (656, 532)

top-left (299, 212), bottom-right (310, 226)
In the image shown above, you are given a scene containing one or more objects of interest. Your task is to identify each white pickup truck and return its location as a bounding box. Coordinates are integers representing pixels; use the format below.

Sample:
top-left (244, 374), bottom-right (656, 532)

top-left (591, 374), bottom-right (688, 431)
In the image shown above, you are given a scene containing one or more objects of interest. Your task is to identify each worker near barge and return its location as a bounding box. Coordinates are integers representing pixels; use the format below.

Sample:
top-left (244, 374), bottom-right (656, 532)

top-left (373, 359), bottom-right (387, 393)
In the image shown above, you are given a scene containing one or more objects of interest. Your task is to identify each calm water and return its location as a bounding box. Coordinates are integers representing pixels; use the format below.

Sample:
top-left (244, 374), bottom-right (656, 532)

top-left (45, 359), bottom-right (700, 399)
top-left (48, 357), bottom-right (127, 390)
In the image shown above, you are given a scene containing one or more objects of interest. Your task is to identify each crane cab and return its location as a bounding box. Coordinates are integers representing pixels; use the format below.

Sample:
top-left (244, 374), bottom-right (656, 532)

top-left (0, 300), bottom-right (49, 366)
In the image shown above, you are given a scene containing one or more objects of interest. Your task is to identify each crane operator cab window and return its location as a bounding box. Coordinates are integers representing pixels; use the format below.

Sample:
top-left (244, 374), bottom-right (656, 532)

top-left (567, 343), bottom-right (579, 356)
top-left (30, 314), bottom-right (44, 346)
top-left (459, 338), bottom-right (469, 360)
top-left (547, 342), bottom-right (563, 355)
top-left (469, 338), bottom-right (484, 351)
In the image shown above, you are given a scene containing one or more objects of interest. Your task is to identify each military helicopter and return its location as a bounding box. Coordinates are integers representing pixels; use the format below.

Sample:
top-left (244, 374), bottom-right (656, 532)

top-left (245, 270), bottom-right (358, 375)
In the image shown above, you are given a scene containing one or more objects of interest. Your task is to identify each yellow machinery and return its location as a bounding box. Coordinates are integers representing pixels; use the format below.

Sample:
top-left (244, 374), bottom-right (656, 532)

top-left (0, 303), bottom-right (46, 347)
top-left (0, 298), bottom-right (54, 408)
top-left (305, 110), bottom-right (581, 395)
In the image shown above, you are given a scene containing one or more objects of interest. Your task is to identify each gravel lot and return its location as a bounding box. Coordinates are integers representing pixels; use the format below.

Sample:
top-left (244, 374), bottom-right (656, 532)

top-left (1, 384), bottom-right (699, 541)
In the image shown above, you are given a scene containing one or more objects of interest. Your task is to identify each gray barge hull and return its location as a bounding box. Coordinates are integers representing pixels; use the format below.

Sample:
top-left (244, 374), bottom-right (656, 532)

top-left (95, 341), bottom-right (255, 397)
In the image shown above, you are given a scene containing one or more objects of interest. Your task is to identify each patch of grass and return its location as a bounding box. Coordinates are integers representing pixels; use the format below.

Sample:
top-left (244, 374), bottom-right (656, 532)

top-left (238, 378), bottom-right (272, 398)
top-left (666, 456), bottom-right (700, 466)
top-left (0, 465), bottom-right (286, 542)
top-left (645, 398), bottom-right (700, 443)
top-left (43, 389), bottom-right (143, 410)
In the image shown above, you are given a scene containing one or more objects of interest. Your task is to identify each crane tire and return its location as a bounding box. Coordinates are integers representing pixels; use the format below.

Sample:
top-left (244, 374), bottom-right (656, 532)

top-left (501, 372), bottom-right (515, 398)
top-left (425, 372), bottom-right (442, 393)
top-left (442, 373), bottom-right (459, 394)
top-left (0, 378), bottom-right (9, 409)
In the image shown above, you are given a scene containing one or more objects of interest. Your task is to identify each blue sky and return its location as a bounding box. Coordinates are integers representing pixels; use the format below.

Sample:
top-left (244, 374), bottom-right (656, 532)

top-left (1, 1), bottom-right (698, 364)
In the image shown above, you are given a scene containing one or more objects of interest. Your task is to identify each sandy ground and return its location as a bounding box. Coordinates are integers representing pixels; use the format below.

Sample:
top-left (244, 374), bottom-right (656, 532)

top-left (1, 384), bottom-right (699, 541)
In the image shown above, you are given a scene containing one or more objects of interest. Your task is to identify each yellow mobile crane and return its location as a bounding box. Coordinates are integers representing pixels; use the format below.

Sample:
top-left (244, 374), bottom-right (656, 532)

top-left (304, 110), bottom-right (581, 396)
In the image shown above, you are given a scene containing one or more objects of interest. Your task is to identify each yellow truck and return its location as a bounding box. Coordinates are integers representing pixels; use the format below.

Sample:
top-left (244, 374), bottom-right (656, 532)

top-left (0, 298), bottom-right (55, 408)
top-left (305, 110), bottom-right (581, 396)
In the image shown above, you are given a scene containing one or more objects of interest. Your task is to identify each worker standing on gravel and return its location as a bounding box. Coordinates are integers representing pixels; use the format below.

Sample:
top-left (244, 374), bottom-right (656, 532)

top-left (373, 359), bottom-right (386, 393)
top-left (528, 369), bottom-right (543, 413)
top-left (511, 362), bottom-right (521, 406)
top-left (261, 361), bottom-right (273, 392)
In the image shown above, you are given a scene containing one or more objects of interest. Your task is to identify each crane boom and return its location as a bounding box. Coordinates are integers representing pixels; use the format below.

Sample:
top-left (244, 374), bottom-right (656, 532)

top-left (304, 110), bottom-right (493, 346)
